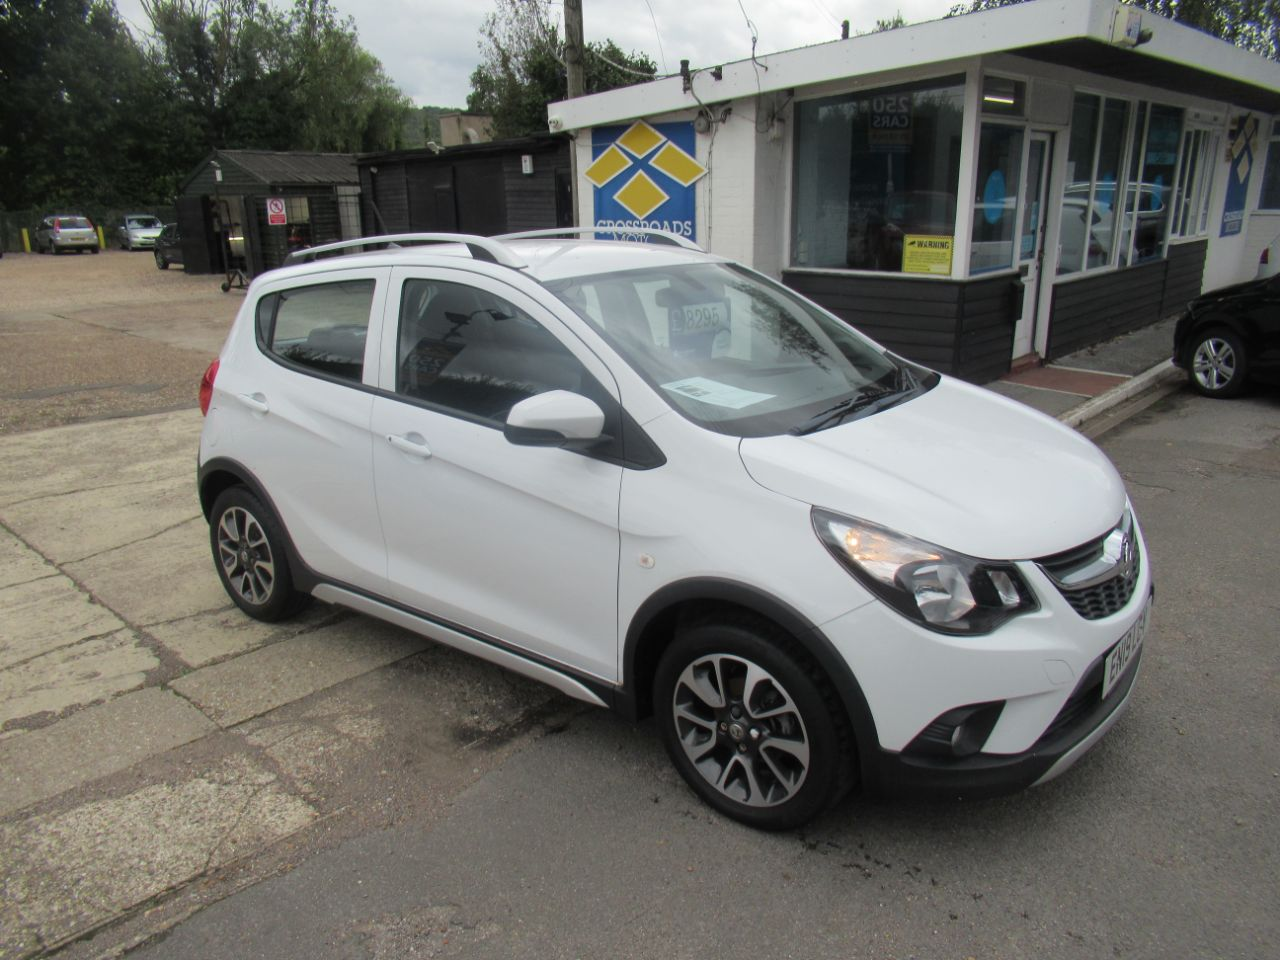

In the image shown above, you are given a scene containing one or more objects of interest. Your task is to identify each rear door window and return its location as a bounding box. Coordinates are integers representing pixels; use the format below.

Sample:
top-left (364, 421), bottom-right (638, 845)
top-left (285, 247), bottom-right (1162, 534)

top-left (256, 279), bottom-right (376, 384)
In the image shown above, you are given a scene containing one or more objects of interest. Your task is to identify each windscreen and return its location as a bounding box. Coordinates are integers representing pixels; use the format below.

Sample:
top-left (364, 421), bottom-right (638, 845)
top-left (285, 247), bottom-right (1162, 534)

top-left (547, 262), bottom-right (921, 437)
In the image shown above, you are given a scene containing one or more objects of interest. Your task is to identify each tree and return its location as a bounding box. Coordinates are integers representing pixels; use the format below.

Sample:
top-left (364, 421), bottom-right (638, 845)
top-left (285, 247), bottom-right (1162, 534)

top-left (139, 0), bottom-right (412, 153)
top-left (0, 0), bottom-right (181, 210)
top-left (946, 0), bottom-right (1279, 60)
top-left (466, 0), bottom-right (657, 138)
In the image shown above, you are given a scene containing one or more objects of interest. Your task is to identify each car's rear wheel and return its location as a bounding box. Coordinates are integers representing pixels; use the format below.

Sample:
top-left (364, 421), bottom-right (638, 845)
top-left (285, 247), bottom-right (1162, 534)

top-left (210, 487), bottom-right (309, 622)
top-left (654, 618), bottom-right (851, 830)
top-left (1188, 327), bottom-right (1248, 398)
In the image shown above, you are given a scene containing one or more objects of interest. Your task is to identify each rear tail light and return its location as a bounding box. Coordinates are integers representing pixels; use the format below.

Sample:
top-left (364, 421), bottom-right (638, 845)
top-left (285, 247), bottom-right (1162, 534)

top-left (1262, 247), bottom-right (1271, 266)
top-left (53, 218), bottom-right (61, 232)
top-left (199, 359), bottom-right (220, 415)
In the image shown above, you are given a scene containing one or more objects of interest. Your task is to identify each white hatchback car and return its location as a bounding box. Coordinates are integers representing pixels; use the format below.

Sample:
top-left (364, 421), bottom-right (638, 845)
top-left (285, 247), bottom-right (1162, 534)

top-left (198, 230), bottom-right (1152, 830)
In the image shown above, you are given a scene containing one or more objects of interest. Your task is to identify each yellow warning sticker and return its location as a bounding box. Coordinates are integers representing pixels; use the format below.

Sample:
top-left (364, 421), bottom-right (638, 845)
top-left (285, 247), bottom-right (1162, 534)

top-left (902, 235), bottom-right (954, 275)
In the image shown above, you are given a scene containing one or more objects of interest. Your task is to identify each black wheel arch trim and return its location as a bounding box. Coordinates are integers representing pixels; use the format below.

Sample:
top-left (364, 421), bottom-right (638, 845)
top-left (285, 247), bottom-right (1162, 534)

top-left (620, 577), bottom-right (881, 782)
top-left (198, 456), bottom-right (320, 594)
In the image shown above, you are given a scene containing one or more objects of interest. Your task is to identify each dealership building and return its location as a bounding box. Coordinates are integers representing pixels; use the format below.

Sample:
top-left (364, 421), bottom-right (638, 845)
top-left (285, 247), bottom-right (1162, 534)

top-left (549, 0), bottom-right (1280, 380)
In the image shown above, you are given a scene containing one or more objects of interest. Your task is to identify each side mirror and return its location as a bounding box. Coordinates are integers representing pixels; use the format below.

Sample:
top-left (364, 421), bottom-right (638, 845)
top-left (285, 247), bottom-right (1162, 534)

top-left (504, 390), bottom-right (605, 447)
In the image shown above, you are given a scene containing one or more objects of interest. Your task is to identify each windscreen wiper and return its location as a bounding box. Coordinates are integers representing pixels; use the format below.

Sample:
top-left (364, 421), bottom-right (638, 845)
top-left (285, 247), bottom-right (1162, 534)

top-left (788, 387), bottom-right (897, 436)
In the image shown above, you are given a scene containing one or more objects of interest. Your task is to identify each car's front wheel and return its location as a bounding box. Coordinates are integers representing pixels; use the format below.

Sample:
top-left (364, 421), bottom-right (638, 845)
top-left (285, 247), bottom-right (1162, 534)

top-left (209, 487), bottom-right (309, 622)
top-left (654, 619), bottom-right (852, 830)
top-left (1188, 327), bottom-right (1248, 398)
top-left (155, 251), bottom-right (169, 270)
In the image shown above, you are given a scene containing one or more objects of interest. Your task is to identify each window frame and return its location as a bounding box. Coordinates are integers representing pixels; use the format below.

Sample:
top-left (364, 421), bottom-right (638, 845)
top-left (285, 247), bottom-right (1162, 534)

top-left (380, 266), bottom-right (622, 430)
top-left (251, 267), bottom-right (388, 390)
top-left (1257, 119), bottom-right (1280, 211)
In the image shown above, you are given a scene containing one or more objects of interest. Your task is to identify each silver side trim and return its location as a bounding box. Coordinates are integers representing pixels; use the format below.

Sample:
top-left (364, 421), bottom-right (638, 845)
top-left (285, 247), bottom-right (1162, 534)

top-left (312, 585), bottom-right (609, 709)
top-left (1031, 661), bottom-right (1141, 787)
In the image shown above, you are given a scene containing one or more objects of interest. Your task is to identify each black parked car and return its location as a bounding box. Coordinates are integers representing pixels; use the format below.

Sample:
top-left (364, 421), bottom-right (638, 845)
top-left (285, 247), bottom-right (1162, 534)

top-left (1173, 274), bottom-right (1280, 397)
top-left (153, 223), bottom-right (183, 270)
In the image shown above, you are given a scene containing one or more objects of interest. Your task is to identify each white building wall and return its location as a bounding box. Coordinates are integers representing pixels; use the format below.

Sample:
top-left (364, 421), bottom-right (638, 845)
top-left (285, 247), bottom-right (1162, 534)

top-left (1203, 111), bottom-right (1274, 290)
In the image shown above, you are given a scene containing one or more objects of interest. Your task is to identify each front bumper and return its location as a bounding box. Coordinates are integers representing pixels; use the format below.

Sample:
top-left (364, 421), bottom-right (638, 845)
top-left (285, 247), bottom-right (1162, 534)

top-left (864, 628), bottom-right (1144, 799)
top-left (820, 518), bottom-right (1153, 800)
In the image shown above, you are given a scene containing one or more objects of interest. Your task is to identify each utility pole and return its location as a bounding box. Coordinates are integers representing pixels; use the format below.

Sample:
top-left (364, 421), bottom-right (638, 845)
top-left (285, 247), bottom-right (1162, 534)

top-left (563, 0), bottom-right (585, 227)
top-left (565, 0), bottom-right (585, 99)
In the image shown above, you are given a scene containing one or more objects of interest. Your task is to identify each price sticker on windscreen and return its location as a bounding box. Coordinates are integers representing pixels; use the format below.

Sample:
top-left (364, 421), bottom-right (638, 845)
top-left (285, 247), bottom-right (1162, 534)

top-left (673, 301), bottom-right (728, 334)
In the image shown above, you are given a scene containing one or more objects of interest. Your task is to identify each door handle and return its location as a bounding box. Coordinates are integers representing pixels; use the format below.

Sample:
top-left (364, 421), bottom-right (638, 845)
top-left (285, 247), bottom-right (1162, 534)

top-left (236, 393), bottom-right (269, 414)
top-left (387, 433), bottom-right (432, 459)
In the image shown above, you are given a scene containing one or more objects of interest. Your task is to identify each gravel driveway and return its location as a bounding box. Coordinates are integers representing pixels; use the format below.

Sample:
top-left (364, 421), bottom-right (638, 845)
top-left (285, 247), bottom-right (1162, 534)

top-left (0, 250), bottom-right (242, 434)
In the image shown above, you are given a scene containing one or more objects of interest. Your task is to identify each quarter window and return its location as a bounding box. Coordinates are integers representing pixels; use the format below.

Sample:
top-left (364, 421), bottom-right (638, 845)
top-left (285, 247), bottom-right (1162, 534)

top-left (258, 279), bottom-right (374, 383)
top-left (396, 280), bottom-right (591, 422)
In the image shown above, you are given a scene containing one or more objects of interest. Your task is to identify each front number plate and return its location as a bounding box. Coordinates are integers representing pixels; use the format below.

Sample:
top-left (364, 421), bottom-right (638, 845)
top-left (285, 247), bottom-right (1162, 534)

top-left (1102, 597), bottom-right (1150, 700)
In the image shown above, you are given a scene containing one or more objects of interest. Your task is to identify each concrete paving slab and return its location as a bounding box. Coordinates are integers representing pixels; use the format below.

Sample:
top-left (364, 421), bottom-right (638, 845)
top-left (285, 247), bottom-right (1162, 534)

top-left (0, 409), bottom-right (200, 508)
top-left (0, 528), bottom-right (55, 589)
top-left (148, 603), bottom-right (341, 669)
top-left (0, 630), bottom-right (158, 731)
top-left (0, 755), bottom-right (315, 956)
top-left (0, 687), bottom-right (217, 818)
top-left (170, 619), bottom-right (430, 727)
top-left (64, 517), bottom-right (226, 627)
top-left (1, 474), bottom-right (201, 564)
top-left (0, 575), bottom-right (125, 670)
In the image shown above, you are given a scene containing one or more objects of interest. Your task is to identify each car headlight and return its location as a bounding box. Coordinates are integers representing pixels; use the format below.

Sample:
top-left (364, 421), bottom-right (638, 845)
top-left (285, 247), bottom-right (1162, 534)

top-left (812, 509), bottom-right (1038, 634)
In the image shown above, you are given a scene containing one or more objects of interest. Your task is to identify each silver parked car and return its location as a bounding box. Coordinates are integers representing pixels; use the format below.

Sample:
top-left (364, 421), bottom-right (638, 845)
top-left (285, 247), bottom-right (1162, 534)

top-left (117, 214), bottom-right (164, 250)
top-left (36, 215), bottom-right (99, 254)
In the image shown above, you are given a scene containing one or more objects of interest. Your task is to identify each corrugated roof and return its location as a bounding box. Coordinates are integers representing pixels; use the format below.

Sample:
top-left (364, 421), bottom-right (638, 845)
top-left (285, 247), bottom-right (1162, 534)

top-left (218, 150), bottom-right (358, 185)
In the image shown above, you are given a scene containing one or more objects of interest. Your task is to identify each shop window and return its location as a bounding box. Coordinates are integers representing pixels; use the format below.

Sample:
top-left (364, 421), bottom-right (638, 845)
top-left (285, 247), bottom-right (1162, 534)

top-left (1170, 126), bottom-right (1219, 237)
top-left (791, 77), bottom-right (965, 273)
top-left (970, 124), bottom-right (1024, 274)
top-left (1259, 124), bottom-right (1280, 210)
top-left (1121, 103), bottom-right (1184, 264)
top-left (1057, 96), bottom-right (1129, 275)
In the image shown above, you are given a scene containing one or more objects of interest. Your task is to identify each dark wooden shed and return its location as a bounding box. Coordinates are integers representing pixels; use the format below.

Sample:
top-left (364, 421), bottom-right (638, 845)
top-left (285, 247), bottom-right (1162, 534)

top-left (176, 150), bottom-right (360, 277)
top-left (357, 134), bottom-right (573, 238)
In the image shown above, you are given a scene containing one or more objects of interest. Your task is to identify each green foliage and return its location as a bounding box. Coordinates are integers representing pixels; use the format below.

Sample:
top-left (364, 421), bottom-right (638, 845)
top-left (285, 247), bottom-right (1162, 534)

top-left (946, 0), bottom-right (1278, 60)
top-left (0, 0), bottom-right (180, 209)
top-left (466, 0), bottom-right (656, 139)
top-left (0, 0), bottom-right (414, 212)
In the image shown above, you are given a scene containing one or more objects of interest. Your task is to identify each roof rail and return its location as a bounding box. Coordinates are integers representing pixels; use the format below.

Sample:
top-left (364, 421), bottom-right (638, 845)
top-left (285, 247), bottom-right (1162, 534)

top-left (284, 233), bottom-right (526, 268)
top-left (496, 226), bottom-right (704, 252)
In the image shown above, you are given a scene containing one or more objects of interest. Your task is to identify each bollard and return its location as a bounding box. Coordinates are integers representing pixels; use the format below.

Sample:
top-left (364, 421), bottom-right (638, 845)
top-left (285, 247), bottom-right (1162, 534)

top-left (96, 224), bottom-right (106, 249)
top-left (21, 228), bottom-right (30, 253)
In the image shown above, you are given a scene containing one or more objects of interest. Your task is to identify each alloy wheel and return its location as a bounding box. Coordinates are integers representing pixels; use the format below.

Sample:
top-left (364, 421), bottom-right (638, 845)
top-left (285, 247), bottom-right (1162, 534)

top-left (216, 506), bottom-right (275, 605)
top-left (1192, 336), bottom-right (1237, 392)
top-left (671, 653), bottom-right (811, 807)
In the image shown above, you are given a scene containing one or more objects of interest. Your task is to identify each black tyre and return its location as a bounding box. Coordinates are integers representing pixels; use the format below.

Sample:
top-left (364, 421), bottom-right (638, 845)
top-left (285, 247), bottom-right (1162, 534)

top-left (654, 618), bottom-right (852, 830)
top-left (1187, 327), bottom-right (1248, 398)
top-left (90, 245), bottom-right (99, 254)
top-left (155, 251), bottom-right (169, 270)
top-left (209, 487), bottom-right (309, 622)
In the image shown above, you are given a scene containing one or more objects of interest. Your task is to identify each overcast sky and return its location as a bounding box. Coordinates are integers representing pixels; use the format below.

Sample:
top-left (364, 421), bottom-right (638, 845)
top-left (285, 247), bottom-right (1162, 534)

top-left (113, 0), bottom-right (959, 110)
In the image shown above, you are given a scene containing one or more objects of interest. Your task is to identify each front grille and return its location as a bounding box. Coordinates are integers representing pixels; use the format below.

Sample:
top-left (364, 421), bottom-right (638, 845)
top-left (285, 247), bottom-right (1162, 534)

top-left (1037, 513), bottom-right (1141, 620)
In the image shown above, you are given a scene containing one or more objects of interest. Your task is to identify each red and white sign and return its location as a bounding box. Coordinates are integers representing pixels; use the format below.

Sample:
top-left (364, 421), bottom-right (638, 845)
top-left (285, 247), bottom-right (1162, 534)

top-left (266, 197), bottom-right (287, 226)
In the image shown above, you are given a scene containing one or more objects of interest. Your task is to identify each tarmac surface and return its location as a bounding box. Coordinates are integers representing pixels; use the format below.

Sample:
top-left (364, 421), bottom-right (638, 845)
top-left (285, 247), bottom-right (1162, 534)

top-left (2, 249), bottom-right (1271, 959)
